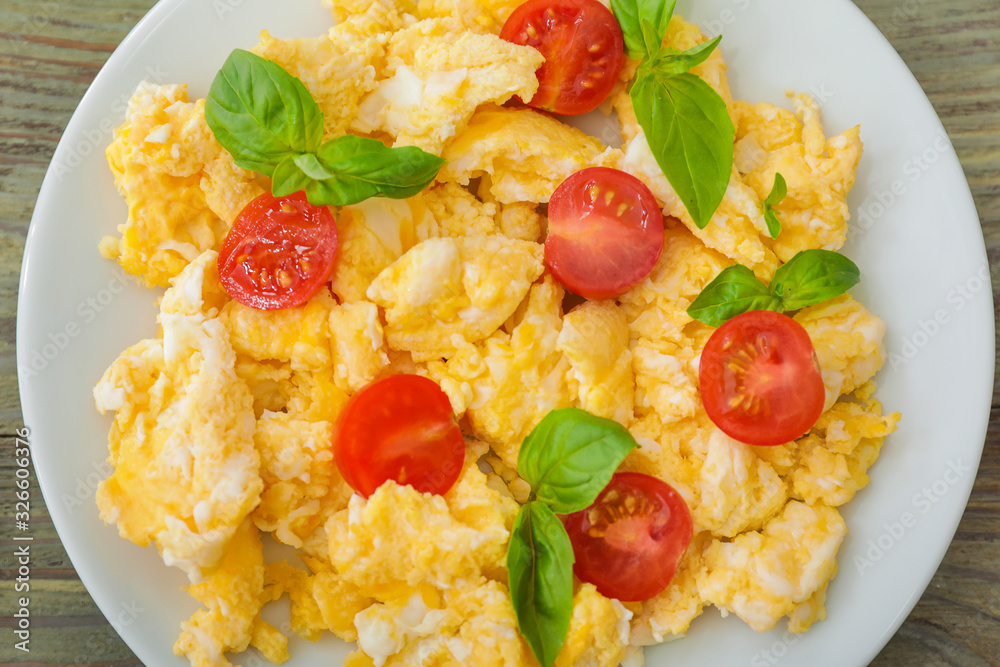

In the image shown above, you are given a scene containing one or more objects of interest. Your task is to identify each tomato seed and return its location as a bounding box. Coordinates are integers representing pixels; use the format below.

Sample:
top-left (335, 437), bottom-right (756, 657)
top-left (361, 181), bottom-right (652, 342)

top-left (588, 489), bottom-right (655, 531)
top-left (729, 392), bottom-right (764, 416)
top-left (624, 494), bottom-right (637, 513)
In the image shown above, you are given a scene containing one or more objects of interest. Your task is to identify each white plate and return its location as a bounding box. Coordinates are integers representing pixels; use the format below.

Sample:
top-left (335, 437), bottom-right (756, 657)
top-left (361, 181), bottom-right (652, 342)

top-left (18, 0), bottom-right (993, 665)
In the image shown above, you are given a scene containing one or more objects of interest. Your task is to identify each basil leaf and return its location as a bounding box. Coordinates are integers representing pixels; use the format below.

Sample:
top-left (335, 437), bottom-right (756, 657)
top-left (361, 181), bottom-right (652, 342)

top-left (271, 135), bottom-right (445, 206)
top-left (518, 408), bottom-right (637, 514)
top-left (631, 70), bottom-right (734, 230)
top-left (764, 209), bottom-right (781, 239)
top-left (610, 0), bottom-right (643, 58)
top-left (769, 249), bottom-right (861, 311)
top-left (270, 154), bottom-right (314, 198)
top-left (650, 35), bottom-right (722, 77)
top-left (611, 0), bottom-right (676, 60)
top-left (639, 19), bottom-right (662, 59)
top-left (293, 152), bottom-right (333, 180)
top-left (686, 264), bottom-right (781, 326)
top-left (205, 49), bottom-right (324, 177)
top-left (507, 501), bottom-right (574, 667)
top-left (762, 172), bottom-right (787, 239)
top-left (763, 172), bottom-right (787, 208)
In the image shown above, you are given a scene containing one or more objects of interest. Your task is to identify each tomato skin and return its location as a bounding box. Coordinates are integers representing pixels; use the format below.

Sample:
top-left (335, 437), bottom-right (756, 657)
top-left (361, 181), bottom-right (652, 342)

top-left (218, 191), bottom-right (338, 311)
top-left (545, 167), bottom-right (664, 299)
top-left (699, 310), bottom-right (826, 446)
top-left (333, 374), bottom-right (465, 498)
top-left (500, 0), bottom-right (624, 115)
top-left (563, 472), bottom-right (693, 601)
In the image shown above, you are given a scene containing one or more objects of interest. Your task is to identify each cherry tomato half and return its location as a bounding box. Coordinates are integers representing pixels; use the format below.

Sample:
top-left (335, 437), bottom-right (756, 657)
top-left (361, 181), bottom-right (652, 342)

top-left (545, 167), bottom-right (664, 299)
top-left (218, 191), bottom-right (338, 311)
top-left (333, 374), bottom-right (465, 498)
top-left (563, 472), bottom-right (693, 601)
top-left (698, 310), bottom-right (826, 446)
top-left (500, 0), bottom-right (624, 115)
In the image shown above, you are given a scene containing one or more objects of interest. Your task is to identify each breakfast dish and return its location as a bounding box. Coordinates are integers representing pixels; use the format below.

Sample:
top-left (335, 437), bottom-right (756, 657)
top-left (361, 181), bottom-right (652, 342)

top-left (87, 0), bottom-right (903, 664)
top-left (16, 1), bottom-right (992, 667)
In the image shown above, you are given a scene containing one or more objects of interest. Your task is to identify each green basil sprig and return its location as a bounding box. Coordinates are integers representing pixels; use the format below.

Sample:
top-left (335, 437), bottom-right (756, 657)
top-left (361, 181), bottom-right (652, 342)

top-left (762, 172), bottom-right (787, 239)
top-left (611, 0), bottom-right (735, 229)
top-left (507, 408), bottom-right (638, 667)
top-left (205, 49), bottom-right (444, 207)
top-left (687, 249), bottom-right (860, 327)
top-left (769, 248), bottom-right (861, 311)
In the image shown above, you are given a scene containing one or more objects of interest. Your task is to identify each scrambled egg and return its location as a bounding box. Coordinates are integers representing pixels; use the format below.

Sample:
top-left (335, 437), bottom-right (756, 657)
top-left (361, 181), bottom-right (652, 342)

top-left (101, 84), bottom-right (228, 287)
top-left (439, 104), bottom-right (622, 204)
top-left (366, 234), bottom-right (545, 360)
top-left (351, 19), bottom-right (544, 153)
top-left (95, 252), bottom-right (262, 583)
top-left (94, 1), bottom-right (900, 665)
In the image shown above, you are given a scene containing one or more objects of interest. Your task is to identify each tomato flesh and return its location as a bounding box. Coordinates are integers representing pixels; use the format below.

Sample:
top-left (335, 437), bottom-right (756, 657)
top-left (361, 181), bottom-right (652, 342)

top-left (699, 310), bottom-right (826, 446)
top-left (333, 374), bottom-right (465, 498)
top-left (545, 167), bottom-right (664, 299)
top-left (500, 0), bottom-right (624, 115)
top-left (218, 191), bottom-right (338, 311)
top-left (563, 472), bottom-right (693, 601)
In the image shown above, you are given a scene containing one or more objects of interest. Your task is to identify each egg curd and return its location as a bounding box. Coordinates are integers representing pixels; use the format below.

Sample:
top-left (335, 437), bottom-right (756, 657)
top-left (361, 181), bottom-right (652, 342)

top-left (93, 0), bottom-right (900, 665)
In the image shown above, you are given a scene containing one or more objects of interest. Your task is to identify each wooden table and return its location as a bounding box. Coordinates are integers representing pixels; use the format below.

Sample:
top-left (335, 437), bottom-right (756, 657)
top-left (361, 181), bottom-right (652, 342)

top-left (1, 1), bottom-right (997, 665)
